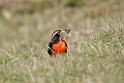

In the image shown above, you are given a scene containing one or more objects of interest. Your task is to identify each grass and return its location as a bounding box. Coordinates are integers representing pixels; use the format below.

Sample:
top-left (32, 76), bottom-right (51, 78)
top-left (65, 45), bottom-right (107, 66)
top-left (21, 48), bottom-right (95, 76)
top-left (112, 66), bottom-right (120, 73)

top-left (0, 0), bottom-right (124, 83)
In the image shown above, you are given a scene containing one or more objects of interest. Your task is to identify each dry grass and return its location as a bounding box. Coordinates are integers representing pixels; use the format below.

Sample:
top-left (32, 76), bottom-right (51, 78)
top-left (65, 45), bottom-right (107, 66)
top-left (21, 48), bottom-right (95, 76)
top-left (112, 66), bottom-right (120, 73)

top-left (0, 0), bottom-right (124, 83)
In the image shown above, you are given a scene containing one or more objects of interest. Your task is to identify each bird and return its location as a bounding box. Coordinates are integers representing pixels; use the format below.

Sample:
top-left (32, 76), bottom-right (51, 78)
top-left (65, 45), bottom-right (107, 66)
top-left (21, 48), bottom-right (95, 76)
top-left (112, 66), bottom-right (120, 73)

top-left (47, 29), bottom-right (71, 56)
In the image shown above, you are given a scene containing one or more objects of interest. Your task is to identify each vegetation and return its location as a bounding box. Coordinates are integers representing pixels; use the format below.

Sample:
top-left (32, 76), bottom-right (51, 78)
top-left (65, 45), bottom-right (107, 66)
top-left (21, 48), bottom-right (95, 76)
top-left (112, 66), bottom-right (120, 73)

top-left (0, 0), bottom-right (124, 83)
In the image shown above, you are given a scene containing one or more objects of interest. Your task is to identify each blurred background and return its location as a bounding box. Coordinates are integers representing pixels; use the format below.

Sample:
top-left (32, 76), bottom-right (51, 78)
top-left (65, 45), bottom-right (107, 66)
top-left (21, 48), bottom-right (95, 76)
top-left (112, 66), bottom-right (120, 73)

top-left (0, 0), bottom-right (124, 50)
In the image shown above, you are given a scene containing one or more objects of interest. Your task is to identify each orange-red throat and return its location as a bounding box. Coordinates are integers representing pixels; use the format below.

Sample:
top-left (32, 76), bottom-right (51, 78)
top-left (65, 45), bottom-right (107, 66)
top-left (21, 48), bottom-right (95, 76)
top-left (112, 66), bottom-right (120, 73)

top-left (52, 39), bottom-right (66, 54)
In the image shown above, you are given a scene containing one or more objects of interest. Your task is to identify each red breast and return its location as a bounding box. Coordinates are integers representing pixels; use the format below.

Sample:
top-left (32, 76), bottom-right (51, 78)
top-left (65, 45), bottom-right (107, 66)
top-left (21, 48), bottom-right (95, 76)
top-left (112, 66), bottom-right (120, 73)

top-left (52, 40), bottom-right (66, 54)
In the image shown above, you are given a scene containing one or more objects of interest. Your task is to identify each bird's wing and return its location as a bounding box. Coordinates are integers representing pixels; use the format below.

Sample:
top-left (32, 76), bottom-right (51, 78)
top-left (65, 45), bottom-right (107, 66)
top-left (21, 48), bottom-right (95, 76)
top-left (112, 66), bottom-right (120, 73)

top-left (61, 39), bottom-right (68, 52)
top-left (47, 42), bottom-right (53, 55)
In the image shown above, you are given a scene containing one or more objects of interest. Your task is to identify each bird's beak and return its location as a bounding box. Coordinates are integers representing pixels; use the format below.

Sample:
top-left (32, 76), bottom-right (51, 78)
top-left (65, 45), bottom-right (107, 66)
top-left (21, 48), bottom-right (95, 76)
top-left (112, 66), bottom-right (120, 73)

top-left (60, 29), bottom-right (66, 34)
top-left (60, 29), bottom-right (71, 34)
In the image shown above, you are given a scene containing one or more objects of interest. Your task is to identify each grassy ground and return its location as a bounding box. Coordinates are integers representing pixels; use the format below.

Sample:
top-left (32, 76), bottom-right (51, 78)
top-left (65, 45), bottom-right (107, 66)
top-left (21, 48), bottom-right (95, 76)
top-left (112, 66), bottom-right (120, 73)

top-left (0, 0), bottom-right (124, 83)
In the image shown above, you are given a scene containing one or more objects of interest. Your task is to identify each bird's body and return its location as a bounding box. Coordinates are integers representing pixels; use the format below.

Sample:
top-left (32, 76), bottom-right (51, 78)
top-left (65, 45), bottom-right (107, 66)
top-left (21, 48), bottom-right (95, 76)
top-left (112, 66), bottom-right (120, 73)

top-left (47, 29), bottom-right (70, 56)
top-left (48, 39), bottom-right (67, 55)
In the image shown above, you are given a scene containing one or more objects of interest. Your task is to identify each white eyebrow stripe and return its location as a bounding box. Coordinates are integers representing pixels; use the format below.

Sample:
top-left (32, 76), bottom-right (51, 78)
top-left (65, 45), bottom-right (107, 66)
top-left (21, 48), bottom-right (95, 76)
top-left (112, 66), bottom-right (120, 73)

top-left (51, 31), bottom-right (58, 39)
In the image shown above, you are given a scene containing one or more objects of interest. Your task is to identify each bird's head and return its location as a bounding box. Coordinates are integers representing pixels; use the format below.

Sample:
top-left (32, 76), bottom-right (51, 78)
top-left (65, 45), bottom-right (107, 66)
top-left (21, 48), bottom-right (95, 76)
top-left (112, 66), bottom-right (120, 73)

top-left (51, 29), bottom-right (71, 43)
